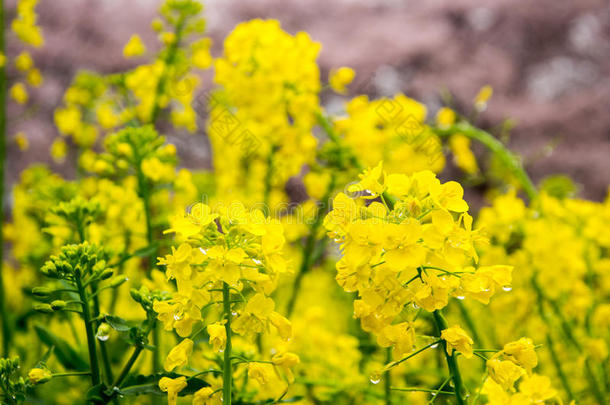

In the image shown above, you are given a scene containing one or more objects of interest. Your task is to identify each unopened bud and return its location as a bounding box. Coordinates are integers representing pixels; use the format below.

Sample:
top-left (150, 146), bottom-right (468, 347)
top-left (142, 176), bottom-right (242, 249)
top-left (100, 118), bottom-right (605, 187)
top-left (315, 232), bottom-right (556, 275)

top-left (33, 303), bottom-right (54, 314)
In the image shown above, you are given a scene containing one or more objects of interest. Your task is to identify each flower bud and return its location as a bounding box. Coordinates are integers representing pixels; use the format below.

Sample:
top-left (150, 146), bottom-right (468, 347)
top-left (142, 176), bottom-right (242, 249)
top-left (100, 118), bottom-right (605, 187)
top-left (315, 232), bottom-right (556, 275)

top-left (33, 303), bottom-right (54, 314)
top-left (32, 286), bottom-right (53, 297)
top-left (109, 276), bottom-right (128, 288)
top-left (50, 300), bottom-right (67, 310)
top-left (28, 368), bottom-right (52, 385)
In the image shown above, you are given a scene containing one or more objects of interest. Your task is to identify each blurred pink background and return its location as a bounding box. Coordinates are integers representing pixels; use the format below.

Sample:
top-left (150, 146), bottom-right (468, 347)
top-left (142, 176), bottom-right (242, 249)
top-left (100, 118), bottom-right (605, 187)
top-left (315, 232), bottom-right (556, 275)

top-left (6, 0), bottom-right (610, 201)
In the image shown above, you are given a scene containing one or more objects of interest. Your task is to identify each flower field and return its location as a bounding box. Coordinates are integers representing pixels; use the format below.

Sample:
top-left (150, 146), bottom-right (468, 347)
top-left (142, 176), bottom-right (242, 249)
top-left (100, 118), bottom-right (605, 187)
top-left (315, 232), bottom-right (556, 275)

top-left (0, 1), bottom-right (608, 404)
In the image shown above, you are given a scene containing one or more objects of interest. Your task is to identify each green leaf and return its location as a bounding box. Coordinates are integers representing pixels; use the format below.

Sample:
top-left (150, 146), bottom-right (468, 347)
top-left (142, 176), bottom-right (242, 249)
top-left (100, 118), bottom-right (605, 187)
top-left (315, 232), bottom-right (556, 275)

top-left (104, 315), bottom-right (132, 332)
top-left (34, 324), bottom-right (89, 371)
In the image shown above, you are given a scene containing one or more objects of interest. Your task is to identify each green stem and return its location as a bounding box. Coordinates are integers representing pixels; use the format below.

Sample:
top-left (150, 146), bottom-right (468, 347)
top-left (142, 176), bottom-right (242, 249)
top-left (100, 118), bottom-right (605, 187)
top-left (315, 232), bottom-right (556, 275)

top-left (456, 301), bottom-right (484, 351)
top-left (222, 282), bottom-right (232, 405)
top-left (384, 347), bottom-right (392, 405)
top-left (52, 371), bottom-right (92, 378)
top-left (90, 283), bottom-right (114, 388)
top-left (285, 173), bottom-right (336, 317)
top-left (531, 275), bottom-right (576, 403)
top-left (433, 123), bottom-right (537, 200)
top-left (149, 16), bottom-right (185, 125)
top-left (112, 345), bottom-right (142, 389)
top-left (0, 0), bottom-right (9, 358)
top-left (432, 310), bottom-right (467, 405)
top-left (75, 276), bottom-right (101, 387)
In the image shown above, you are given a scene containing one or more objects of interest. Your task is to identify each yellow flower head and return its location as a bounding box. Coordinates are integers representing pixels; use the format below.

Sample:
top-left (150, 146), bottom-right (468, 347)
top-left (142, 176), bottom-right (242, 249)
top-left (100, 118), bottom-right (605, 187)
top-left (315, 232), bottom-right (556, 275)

top-left (159, 376), bottom-right (188, 405)
top-left (164, 338), bottom-right (194, 371)
top-left (441, 325), bottom-right (474, 358)
top-left (502, 338), bottom-right (538, 372)
top-left (28, 368), bottom-right (52, 385)
top-left (329, 67), bottom-right (355, 94)
top-left (207, 322), bottom-right (227, 352)
top-left (123, 34), bottom-right (146, 58)
top-left (10, 82), bottom-right (28, 104)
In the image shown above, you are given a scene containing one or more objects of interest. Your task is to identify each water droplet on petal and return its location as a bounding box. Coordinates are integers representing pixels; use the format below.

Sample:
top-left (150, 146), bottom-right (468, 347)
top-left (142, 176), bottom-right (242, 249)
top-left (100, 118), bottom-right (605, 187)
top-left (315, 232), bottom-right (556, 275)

top-left (456, 295), bottom-right (465, 300)
top-left (502, 286), bottom-right (512, 292)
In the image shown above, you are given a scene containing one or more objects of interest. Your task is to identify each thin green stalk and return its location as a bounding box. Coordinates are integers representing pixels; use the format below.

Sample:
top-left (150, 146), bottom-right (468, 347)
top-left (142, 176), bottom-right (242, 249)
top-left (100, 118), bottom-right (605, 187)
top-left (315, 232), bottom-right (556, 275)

top-left (149, 16), bottom-right (185, 125)
top-left (285, 173), bottom-right (336, 317)
top-left (75, 276), bottom-right (101, 387)
top-left (52, 371), bottom-right (92, 378)
top-left (384, 347), bottom-right (392, 405)
top-left (456, 301), bottom-right (484, 351)
top-left (433, 123), bottom-right (537, 200)
top-left (0, 0), bottom-right (9, 358)
top-left (222, 282), bottom-right (233, 405)
top-left (432, 310), bottom-right (467, 405)
top-left (90, 283), bottom-right (115, 387)
top-left (112, 345), bottom-right (142, 389)
top-left (531, 275), bottom-right (576, 402)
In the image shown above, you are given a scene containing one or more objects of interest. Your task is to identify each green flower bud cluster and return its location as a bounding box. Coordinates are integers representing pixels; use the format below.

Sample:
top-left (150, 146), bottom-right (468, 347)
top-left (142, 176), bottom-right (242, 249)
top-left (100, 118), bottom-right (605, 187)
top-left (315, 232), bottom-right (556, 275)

top-left (40, 243), bottom-right (108, 282)
top-left (0, 357), bottom-right (27, 403)
top-left (50, 196), bottom-right (101, 229)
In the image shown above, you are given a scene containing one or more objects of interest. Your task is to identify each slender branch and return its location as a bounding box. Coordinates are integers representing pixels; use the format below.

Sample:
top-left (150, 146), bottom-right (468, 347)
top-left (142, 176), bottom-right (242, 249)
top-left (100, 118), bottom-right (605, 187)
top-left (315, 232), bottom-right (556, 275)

top-left (285, 173), bottom-right (336, 317)
top-left (384, 347), bottom-right (392, 405)
top-left (433, 123), bottom-right (537, 200)
top-left (432, 310), bottom-right (468, 405)
top-left (75, 276), bottom-right (101, 386)
top-left (222, 282), bottom-right (233, 405)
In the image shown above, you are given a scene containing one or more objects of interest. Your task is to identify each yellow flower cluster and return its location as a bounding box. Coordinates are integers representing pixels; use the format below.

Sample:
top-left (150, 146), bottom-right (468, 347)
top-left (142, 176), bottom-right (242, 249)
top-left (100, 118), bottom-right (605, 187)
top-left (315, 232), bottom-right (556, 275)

top-left (325, 163), bottom-right (511, 357)
top-left (209, 19), bottom-right (321, 206)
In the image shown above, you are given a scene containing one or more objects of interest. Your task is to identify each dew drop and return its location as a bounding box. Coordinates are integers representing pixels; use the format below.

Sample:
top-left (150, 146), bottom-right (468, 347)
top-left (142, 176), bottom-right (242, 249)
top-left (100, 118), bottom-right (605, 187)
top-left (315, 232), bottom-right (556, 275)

top-left (502, 286), bottom-right (512, 292)
top-left (231, 311), bottom-right (237, 316)
top-left (96, 333), bottom-right (109, 342)
top-left (412, 303), bottom-right (419, 309)
top-left (456, 295), bottom-right (465, 300)
top-left (431, 343), bottom-right (439, 349)
top-left (173, 314), bottom-right (182, 321)
top-left (219, 349), bottom-right (224, 353)
top-left (370, 373), bottom-right (381, 385)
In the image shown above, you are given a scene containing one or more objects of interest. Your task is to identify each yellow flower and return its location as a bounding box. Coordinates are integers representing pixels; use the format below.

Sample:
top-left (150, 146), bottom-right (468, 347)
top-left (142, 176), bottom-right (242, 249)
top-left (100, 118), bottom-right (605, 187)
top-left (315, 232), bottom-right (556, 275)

top-left (27, 68), bottom-right (43, 87)
top-left (15, 51), bottom-right (33, 71)
top-left (165, 203), bottom-right (218, 238)
top-left (192, 38), bottom-right (212, 69)
top-left (474, 85), bottom-right (493, 110)
top-left (123, 34), bottom-right (146, 58)
top-left (14, 132), bottom-right (29, 151)
top-left (28, 368), bottom-right (52, 385)
top-left (50, 139), bottom-right (68, 163)
top-left (248, 362), bottom-right (273, 386)
top-left (347, 161), bottom-right (385, 197)
top-left (207, 322), bottom-right (226, 352)
top-left (519, 374), bottom-right (557, 402)
top-left (502, 338), bottom-right (538, 372)
top-left (441, 325), bottom-right (474, 359)
top-left (164, 338), bottom-right (194, 371)
top-left (584, 338), bottom-right (608, 361)
top-left (272, 352), bottom-right (300, 382)
top-left (486, 358), bottom-right (525, 391)
top-left (193, 387), bottom-right (216, 405)
top-left (10, 82), bottom-right (28, 104)
top-left (159, 376), bottom-right (188, 405)
top-left (449, 135), bottom-right (479, 175)
top-left (329, 67), bottom-right (355, 94)
top-left (435, 107), bottom-right (456, 129)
